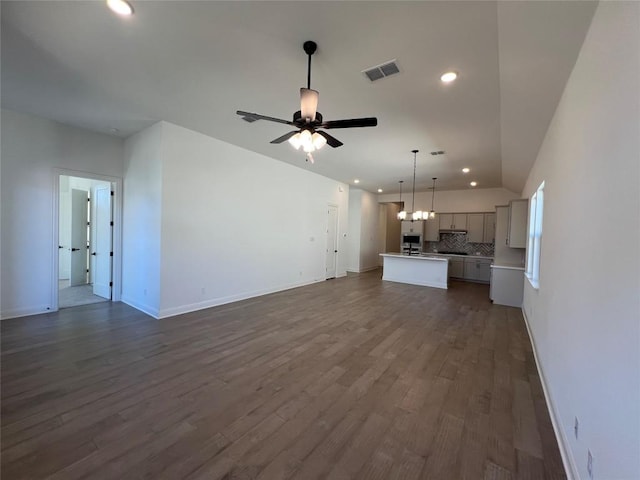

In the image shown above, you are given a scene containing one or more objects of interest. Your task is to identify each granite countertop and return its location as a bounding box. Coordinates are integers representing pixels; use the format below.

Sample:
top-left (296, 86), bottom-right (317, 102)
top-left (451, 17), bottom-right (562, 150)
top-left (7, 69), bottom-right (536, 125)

top-left (380, 253), bottom-right (448, 262)
top-left (424, 252), bottom-right (494, 260)
top-left (491, 262), bottom-right (526, 270)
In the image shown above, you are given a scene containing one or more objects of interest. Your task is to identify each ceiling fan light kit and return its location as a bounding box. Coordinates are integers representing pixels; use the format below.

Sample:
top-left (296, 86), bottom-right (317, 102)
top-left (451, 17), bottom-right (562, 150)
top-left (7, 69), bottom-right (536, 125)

top-left (106, 0), bottom-right (134, 16)
top-left (236, 40), bottom-right (377, 162)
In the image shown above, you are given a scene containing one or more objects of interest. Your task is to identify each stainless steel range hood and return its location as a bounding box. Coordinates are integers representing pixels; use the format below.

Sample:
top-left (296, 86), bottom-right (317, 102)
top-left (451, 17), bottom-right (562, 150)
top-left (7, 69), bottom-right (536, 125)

top-left (439, 229), bottom-right (467, 234)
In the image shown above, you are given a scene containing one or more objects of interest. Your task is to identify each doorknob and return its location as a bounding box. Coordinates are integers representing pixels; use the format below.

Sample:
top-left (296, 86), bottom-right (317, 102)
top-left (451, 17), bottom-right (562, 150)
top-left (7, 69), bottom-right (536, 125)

top-left (91, 252), bottom-right (97, 256)
top-left (334, 250), bottom-right (338, 253)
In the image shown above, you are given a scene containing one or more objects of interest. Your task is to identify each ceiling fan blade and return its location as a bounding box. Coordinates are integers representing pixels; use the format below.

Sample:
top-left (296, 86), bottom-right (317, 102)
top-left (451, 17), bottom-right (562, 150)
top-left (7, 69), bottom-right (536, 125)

top-left (300, 88), bottom-right (319, 121)
top-left (270, 131), bottom-right (299, 144)
top-left (236, 110), bottom-right (295, 126)
top-left (320, 117), bottom-right (378, 129)
top-left (316, 130), bottom-right (343, 148)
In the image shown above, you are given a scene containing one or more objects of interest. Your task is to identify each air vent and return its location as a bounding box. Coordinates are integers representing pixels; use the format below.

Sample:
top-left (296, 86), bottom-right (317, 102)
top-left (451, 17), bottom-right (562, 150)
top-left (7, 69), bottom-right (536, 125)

top-left (363, 60), bottom-right (400, 82)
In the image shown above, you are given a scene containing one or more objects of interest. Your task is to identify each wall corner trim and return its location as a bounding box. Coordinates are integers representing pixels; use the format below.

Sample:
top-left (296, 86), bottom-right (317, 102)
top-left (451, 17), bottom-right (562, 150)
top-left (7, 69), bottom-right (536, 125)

top-left (120, 296), bottom-right (160, 319)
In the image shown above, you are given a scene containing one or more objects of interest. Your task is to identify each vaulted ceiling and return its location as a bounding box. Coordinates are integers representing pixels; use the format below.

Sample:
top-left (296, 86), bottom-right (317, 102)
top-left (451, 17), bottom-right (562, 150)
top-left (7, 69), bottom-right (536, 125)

top-left (1, 1), bottom-right (597, 194)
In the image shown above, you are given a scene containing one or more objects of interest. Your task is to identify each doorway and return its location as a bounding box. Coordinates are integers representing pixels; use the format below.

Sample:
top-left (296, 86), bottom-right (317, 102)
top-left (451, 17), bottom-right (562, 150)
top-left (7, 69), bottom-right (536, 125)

top-left (58, 175), bottom-right (113, 308)
top-left (379, 202), bottom-right (402, 256)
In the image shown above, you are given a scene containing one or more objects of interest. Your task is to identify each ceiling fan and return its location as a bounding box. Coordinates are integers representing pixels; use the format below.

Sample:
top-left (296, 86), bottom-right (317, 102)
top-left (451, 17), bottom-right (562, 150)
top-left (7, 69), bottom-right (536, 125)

top-left (236, 41), bottom-right (377, 163)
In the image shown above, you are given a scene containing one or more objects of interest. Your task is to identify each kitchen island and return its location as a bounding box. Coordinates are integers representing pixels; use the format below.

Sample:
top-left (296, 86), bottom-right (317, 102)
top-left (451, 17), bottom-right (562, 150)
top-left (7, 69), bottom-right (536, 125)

top-left (379, 253), bottom-right (449, 289)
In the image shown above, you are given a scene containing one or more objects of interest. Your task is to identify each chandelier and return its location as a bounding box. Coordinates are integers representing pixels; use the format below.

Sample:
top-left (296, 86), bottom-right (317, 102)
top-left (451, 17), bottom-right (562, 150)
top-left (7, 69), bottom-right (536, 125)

top-left (398, 150), bottom-right (428, 221)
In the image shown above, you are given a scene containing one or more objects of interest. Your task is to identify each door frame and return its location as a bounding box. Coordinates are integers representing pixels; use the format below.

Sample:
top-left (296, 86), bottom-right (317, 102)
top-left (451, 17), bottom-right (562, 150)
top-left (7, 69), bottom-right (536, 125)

top-left (52, 168), bottom-right (123, 311)
top-left (325, 203), bottom-right (339, 279)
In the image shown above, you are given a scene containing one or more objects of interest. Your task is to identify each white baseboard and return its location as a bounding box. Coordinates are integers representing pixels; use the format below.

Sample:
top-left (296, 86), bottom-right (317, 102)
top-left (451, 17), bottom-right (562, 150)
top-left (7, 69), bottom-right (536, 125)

top-left (0, 304), bottom-right (55, 320)
top-left (157, 278), bottom-right (324, 319)
top-left (521, 307), bottom-right (577, 480)
top-left (346, 265), bottom-right (381, 274)
top-left (359, 265), bottom-right (381, 273)
top-left (120, 295), bottom-right (160, 319)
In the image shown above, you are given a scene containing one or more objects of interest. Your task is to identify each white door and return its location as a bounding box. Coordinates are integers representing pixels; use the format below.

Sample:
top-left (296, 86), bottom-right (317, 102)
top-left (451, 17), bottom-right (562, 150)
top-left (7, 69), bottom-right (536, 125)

top-left (58, 190), bottom-right (71, 279)
top-left (70, 189), bottom-right (88, 286)
top-left (92, 185), bottom-right (112, 299)
top-left (326, 205), bottom-right (338, 279)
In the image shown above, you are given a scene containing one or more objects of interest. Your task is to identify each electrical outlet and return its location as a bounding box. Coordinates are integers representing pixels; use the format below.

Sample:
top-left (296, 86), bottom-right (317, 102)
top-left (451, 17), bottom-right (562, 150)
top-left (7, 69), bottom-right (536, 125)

top-left (574, 417), bottom-right (579, 439)
top-left (587, 449), bottom-right (593, 479)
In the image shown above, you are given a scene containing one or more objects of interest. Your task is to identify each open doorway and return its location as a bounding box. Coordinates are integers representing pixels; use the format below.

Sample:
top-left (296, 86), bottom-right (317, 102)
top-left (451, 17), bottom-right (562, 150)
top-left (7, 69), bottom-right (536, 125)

top-left (378, 202), bottom-right (402, 262)
top-left (58, 175), bottom-right (113, 308)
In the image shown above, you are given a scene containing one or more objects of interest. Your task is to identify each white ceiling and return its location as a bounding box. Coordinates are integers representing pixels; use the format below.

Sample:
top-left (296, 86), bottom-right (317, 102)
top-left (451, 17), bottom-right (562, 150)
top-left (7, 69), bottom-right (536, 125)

top-left (1, 1), bottom-right (597, 194)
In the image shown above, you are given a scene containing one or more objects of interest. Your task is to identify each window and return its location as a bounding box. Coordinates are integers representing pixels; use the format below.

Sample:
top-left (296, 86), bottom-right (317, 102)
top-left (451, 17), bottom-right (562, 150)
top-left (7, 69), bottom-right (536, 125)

top-left (526, 181), bottom-right (544, 288)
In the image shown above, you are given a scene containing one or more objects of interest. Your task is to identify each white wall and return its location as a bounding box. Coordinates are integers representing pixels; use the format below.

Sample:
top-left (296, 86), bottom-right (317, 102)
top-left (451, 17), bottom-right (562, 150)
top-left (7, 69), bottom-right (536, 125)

top-left (521, 3), bottom-right (640, 479)
top-left (121, 123), bottom-right (164, 317)
top-left (124, 122), bottom-right (350, 319)
top-left (378, 186), bottom-right (519, 213)
top-left (348, 190), bottom-right (362, 273)
top-left (347, 188), bottom-right (380, 273)
top-left (0, 109), bottom-right (123, 319)
top-left (358, 190), bottom-right (380, 271)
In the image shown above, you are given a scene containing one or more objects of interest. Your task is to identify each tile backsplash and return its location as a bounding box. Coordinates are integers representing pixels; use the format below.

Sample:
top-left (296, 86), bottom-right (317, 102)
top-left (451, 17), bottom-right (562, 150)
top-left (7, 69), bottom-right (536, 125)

top-left (424, 232), bottom-right (495, 257)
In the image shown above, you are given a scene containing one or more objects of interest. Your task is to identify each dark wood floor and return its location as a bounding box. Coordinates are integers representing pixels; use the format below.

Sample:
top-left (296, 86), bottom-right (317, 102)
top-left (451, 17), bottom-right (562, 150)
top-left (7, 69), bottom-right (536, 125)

top-left (1, 271), bottom-right (565, 479)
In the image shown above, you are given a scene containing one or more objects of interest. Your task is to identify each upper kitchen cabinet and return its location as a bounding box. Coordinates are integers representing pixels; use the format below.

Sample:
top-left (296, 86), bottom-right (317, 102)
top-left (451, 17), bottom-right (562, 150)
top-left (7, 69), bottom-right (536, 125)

top-left (466, 214), bottom-right (485, 243)
top-left (401, 220), bottom-right (423, 234)
top-left (438, 213), bottom-right (452, 230)
top-left (424, 217), bottom-right (439, 241)
top-left (507, 199), bottom-right (528, 248)
top-left (483, 213), bottom-right (496, 244)
top-left (439, 213), bottom-right (467, 230)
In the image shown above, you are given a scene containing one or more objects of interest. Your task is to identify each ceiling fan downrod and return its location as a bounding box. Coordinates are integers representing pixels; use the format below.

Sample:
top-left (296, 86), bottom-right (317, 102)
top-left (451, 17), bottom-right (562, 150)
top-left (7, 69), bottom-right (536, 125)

top-left (303, 41), bottom-right (317, 90)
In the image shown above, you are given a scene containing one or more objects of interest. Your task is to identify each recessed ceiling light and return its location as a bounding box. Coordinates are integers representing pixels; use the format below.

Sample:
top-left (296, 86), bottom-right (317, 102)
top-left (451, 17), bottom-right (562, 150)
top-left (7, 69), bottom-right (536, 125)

top-left (377, 188), bottom-right (383, 193)
top-left (462, 167), bottom-right (470, 173)
top-left (440, 71), bottom-right (458, 83)
top-left (470, 181), bottom-right (477, 187)
top-left (354, 179), bottom-right (360, 184)
top-left (107, 0), bottom-right (134, 16)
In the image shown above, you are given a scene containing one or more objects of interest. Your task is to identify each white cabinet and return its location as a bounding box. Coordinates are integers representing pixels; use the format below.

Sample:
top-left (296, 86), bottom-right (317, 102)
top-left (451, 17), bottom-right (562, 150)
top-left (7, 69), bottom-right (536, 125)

top-left (466, 214), bottom-right (485, 243)
top-left (507, 199), bottom-right (528, 248)
top-left (436, 211), bottom-right (495, 244)
top-left (490, 265), bottom-right (524, 307)
top-left (423, 217), bottom-right (439, 241)
top-left (439, 214), bottom-right (452, 230)
top-left (463, 257), bottom-right (491, 283)
top-left (494, 205), bottom-right (526, 264)
top-left (401, 220), bottom-right (423, 234)
top-left (439, 213), bottom-right (467, 230)
top-left (483, 213), bottom-right (495, 244)
top-left (448, 257), bottom-right (464, 278)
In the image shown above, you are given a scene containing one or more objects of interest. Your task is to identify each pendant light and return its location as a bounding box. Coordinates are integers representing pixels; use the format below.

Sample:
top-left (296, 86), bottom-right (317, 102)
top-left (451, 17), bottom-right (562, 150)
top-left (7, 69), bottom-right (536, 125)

top-left (398, 150), bottom-right (428, 221)
top-left (397, 181), bottom-right (407, 220)
top-left (410, 150), bottom-right (424, 221)
top-left (428, 177), bottom-right (437, 219)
